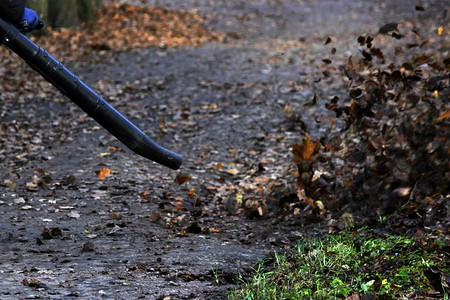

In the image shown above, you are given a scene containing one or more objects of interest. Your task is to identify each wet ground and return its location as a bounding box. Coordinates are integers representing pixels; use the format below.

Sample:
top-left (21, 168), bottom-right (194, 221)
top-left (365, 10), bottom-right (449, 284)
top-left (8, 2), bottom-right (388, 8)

top-left (1, 0), bottom-right (447, 299)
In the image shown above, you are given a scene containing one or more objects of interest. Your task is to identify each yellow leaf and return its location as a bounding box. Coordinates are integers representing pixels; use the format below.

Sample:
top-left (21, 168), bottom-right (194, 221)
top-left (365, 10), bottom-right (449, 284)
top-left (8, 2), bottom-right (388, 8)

top-left (438, 26), bottom-right (444, 36)
top-left (236, 193), bottom-right (243, 205)
top-left (98, 167), bottom-right (111, 180)
top-left (315, 200), bottom-right (325, 211)
top-left (432, 90), bottom-right (438, 99)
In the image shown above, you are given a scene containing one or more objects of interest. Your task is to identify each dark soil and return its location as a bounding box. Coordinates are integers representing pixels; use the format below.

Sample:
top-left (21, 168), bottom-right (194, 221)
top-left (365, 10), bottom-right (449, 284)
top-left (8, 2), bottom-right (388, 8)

top-left (0, 0), bottom-right (447, 299)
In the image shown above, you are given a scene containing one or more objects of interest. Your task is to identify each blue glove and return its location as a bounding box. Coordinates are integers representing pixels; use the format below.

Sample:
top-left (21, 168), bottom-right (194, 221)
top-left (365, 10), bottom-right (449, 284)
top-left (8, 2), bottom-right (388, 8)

top-left (19, 8), bottom-right (43, 32)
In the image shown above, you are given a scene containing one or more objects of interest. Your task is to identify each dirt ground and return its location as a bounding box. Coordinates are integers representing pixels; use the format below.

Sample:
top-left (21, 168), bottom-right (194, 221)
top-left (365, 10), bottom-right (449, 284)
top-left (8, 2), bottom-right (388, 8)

top-left (0, 0), bottom-right (447, 299)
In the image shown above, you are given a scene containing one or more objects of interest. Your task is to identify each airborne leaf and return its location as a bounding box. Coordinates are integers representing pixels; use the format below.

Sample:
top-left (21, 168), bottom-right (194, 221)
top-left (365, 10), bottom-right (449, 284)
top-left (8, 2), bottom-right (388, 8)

top-left (379, 22), bottom-right (398, 34)
top-left (292, 137), bottom-right (320, 163)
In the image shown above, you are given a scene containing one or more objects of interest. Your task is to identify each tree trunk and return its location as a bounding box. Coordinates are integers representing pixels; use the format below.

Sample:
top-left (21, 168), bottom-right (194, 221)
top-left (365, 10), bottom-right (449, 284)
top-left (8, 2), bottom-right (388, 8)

top-left (27, 0), bottom-right (103, 28)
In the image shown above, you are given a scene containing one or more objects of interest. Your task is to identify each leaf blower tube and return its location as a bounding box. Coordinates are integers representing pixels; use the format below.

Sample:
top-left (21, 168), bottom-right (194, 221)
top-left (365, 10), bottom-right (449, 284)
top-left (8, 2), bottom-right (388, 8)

top-left (0, 17), bottom-right (182, 170)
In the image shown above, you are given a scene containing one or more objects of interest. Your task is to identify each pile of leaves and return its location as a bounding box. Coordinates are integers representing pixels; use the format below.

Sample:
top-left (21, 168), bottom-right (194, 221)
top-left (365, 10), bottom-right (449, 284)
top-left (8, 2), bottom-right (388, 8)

top-left (34, 3), bottom-right (222, 62)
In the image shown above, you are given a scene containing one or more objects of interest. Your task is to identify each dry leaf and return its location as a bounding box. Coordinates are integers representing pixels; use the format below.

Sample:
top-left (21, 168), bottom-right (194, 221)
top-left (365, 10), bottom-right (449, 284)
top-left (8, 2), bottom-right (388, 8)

top-left (148, 211), bottom-right (161, 222)
top-left (226, 168), bottom-right (239, 175)
top-left (109, 211), bottom-right (122, 220)
top-left (187, 188), bottom-right (196, 198)
top-left (174, 174), bottom-right (192, 185)
top-left (98, 167), bottom-right (111, 180)
top-left (436, 109), bottom-right (450, 121)
top-left (107, 146), bottom-right (122, 151)
top-left (292, 137), bottom-right (320, 163)
top-left (139, 190), bottom-right (152, 201)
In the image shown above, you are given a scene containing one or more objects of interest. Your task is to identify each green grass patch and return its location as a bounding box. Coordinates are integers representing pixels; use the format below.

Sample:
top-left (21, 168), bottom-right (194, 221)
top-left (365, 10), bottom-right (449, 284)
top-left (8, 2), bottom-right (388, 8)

top-left (228, 229), bottom-right (449, 299)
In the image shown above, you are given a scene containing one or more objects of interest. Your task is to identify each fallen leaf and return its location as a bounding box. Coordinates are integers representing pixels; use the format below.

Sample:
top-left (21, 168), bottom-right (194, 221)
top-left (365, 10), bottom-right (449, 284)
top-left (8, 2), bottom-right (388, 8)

top-left (174, 173), bottom-right (192, 185)
top-left (98, 167), bottom-right (111, 180)
top-left (139, 190), bottom-right (152, 201)
top-left (187, 188), bottom-right (196, 198)
top-left (436, 109), bottom-right (450, 121)
top-left (107, 146), bottom-right (122, 151)
top-left (432, 90), bottom-right (438, 99)
top-left (148, 211), bottom-right (161, 222)
top-left (109, 211), bottom-right (122, 220)
top-left (226, 168), bottom-right (239, 175)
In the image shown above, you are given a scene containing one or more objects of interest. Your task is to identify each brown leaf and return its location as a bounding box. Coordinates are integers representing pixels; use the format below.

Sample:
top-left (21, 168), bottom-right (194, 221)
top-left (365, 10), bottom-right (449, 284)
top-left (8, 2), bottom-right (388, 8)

top-left (139, 190), bottom-right (152, 201)
top-left (350, 100), bottom-right (361, 121)
top-left (148, 211), bottom-right (161, 222)
top-left (107, 146), bottom-right (122, 151)
top-left (365, 80), bottom-right (379, 94)
top-left (98, 167), bottom-right (111, 180)
top-left (344, 56), bottom-right (356, 80)
top-left (187, 188), bottom-right (196, 198)
top-left (345, 293), bottom-right (361, 300)
top-left (174, 174), bottom-right (192, 185)
top-left (292, 137), bottom-right (320, 163)
top-left (109, 211), bottom-right (122, 220)
top-left (436, 109), bottom-right (450, 121)
top-left (368, 135), bottom-right (385, 150)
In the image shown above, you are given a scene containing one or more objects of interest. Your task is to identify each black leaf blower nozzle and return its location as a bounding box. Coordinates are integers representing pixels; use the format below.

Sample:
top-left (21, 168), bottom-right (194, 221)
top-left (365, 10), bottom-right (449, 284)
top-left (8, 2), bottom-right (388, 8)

top-left (0, 17), bottom-right (182, 170)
